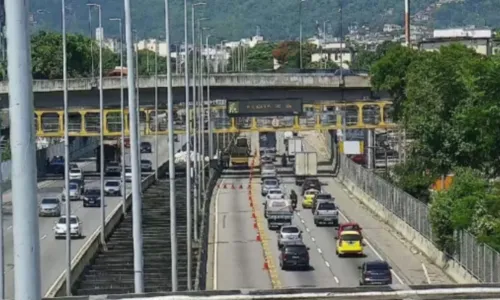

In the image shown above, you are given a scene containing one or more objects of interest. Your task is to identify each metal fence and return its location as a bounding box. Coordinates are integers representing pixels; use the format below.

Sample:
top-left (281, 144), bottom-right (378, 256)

top-left (339, 154), bottom-right (500, 283)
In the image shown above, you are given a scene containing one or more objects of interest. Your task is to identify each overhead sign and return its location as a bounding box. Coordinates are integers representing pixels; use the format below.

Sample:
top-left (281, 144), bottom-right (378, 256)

top-left (226, 99), bottom-right (303, 116)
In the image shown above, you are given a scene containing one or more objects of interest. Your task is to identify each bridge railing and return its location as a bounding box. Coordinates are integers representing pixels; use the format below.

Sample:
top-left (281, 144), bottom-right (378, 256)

top-left (338, 155), bottom-right (500, 283)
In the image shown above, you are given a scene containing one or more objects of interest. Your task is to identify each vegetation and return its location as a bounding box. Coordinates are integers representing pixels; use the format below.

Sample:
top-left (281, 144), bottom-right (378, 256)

top-left (370, 43), bottom-right (500, 252)
top-left (0, 31), bottom-right (174, 80)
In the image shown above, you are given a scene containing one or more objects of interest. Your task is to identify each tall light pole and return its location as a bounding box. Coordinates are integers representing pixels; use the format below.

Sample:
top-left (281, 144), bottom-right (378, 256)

top-left (164, 0), bottom-right (178, 291)
top-left (110, 17), bottom-right (127, 215)
top-left (123, 0), bottom-right (144, 293)
top-left (191, 2), bottom-right (205, 241)
top-left (199, 24), bottom-right (209, 202)
top-left (62, 0), bottom-right (72, 296)
top-left (205, 34), bottom-right (214, 178)
top-left (405, 0), bottom-right (410, 46)
top-left (322, 19), bottom-right (330, 69)
top-left (183, 0), bottom-right (193, 290)
top-left (87, 2), bottom-right (106, 248)
top-left (5, 0), bottom-right (42, 298)
top-left (154, 39), bottom-right (159, 180)
top-left (299, 0), bottom-right (306, 69)
top-left (0, 138), bottom-right (4, 300)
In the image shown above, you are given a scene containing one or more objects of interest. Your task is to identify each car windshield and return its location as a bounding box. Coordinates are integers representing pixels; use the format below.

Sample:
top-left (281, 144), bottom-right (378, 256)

top-left (285, 246), bottom-right (308, 254)
top-left (108, 162), bottom-right (119, 166)
top-left (42, 198), bottom-right (58, 204)
top-left (343, 225), bottom-right (360, 231)
top-left (318, 202), bottom-right (336, 210)
top-left (367, 262), bottom-right (390, 270)
top-left (126, 168), bottom-right (132, 173)
top-left (282, 227), bottom-right (299, 233)
top-left (305, 190), bottom-right (318, 195)
top-left (85, 190), bottom-right (100, 195)
top-left (58, 217), bottom-right (77, 224)
top-left (264, 180), bottom-right (278, 186)
top-left (106, 181), bottom-right (120, 187)
top-left (70, 169), bottom-right (80, 173)
top-left (341, 233), bottom-right (361, 241)
top-left (262, 165), bottom-right (275, 170)
top-left (69, 183), bottom-right (78, 190)
top-left (141, 160), bottom-right (150, 164)
top-left (269, 190), bottom-right (281, 194)
top-left (317, 194), bottom-right (332, 200)
top-left (141, 142), bottom-right (151, 147)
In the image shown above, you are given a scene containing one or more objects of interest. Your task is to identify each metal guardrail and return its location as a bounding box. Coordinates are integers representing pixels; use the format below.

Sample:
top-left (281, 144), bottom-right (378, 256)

top-left (339, 155), bottom-right (500, 283)
top-left (45, 284), bottom-right (500, 300)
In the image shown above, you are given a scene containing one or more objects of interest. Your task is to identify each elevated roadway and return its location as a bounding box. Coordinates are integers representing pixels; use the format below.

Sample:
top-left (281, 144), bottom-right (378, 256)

top-left (207, 132), bottom-right (453, 291)
top-left (1, 134), bottom-right (175, 299)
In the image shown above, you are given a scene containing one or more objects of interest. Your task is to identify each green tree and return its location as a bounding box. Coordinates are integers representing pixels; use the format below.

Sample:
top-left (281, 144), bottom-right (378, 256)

top-left (350, 41), bottom-right (400, 70)
top-left (1, 140), bottom-right (10, 161)
top-left (245, 43), bottom-right (275, 71)
top-left (271, 41), bottom-right (316, 70)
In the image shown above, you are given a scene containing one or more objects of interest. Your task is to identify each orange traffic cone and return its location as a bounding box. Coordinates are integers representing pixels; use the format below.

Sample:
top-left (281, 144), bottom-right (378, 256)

top-left (248, 184), bottom-right (251, 189)
top-left (252, 212), bottom-right (256, 219)
top-left (223, 184), bottom-right (227, 189)
top-left (231, 184), bottom-right (235, 189)
top-left (239, 184), bottom-right (243, 189)
top-left (263, 261), bottom-right (269, 270)
top-left (254, 222), bottom-right (257, 229)
top-left (250, 201), bottom-right (253, 208)
top-left (256, 234), bottom-right (261, 242)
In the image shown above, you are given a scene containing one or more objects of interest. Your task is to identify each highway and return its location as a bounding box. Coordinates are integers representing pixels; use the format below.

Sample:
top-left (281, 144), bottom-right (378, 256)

top-left (1, 135), bottom-right (179, 299)
top-left (208, 132), bottom-right (453, 291)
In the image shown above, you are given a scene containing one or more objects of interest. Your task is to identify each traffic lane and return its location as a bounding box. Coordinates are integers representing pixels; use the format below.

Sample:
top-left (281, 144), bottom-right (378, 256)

top-left (252, 181), bottom-right (338, 289)
top-left (214, 177), bottom-right (271, 290)
top-left (123, 135), bottom-right (176, 168)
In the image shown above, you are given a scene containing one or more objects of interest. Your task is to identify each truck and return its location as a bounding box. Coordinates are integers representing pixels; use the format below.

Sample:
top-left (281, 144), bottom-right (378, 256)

top-left (294, 151), bottom-right (318, 185)
top-left (96, 142), bottom-right (120, 173)
top-left (230, 146), bottom-right (250, 167)
top-left (286, 137), bottom-right (303, 163)
top-left (235, 137), bottom-right (249, 148)
top-left (264, 199), bottom-right (293, 230)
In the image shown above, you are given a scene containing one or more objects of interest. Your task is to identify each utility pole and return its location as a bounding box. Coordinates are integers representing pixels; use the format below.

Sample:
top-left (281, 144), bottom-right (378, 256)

top-left (206, 34), bottom-right (214, 175)
top-left (154, 40), bottom-right (159, 180)
top-left (164, 0), bottom-right (178, 291)
top-left (5, 0), bottom-right (42, 298)
top-left (299, 0), bottom-right (306, 69)
top-left (405, 0), bottom-right (410, 47)
top-left (123, 0), bottom-right (144, 292)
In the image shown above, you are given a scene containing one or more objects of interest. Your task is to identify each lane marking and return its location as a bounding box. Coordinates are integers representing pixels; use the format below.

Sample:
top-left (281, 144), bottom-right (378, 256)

top-left (40, 234), bottom-right (47, 240)
top-left (337, 209), bottom-right (405, 284)
top-left (213, 177), bottom-right (224, 290)
top-left (7, 226), bottom-right (12, 230)
top-left (317, 248), bottom-right (322, 254)
top-left (422, 263), bottom-right (431, 284)
top-left (325, 261), bottom-right (330, 267)
top-left (311, 237), bottom-right (315, 242)
top-left (334, 276), bottom-right (339, 284)
top-left (305, 227), bottom-right (310, 233)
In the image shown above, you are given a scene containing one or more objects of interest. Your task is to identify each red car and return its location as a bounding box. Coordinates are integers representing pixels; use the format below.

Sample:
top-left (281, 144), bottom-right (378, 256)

top-left (336, 222), bottom-right (363, 240)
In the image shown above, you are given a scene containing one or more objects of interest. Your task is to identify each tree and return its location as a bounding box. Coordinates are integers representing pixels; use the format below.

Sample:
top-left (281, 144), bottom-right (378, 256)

top-left (350, 41), bottom-right (400, 70)
top-left (245, 43), bottom-right (275, 71)
top-left (271, 41), bottom-right (316, 69)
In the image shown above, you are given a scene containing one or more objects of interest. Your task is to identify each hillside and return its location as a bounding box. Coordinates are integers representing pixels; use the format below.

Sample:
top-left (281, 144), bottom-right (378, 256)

top-left (30, 0), bottom-right (494, 42)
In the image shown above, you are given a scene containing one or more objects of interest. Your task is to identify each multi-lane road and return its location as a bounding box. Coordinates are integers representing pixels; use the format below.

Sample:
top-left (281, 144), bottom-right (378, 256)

top-left (1, 135), bottom-right (182, 299)
top-left (208, 132), bottom-right (454, 290)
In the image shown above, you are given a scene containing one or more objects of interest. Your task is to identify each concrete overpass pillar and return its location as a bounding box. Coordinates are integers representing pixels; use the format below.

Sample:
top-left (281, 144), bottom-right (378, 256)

top-left (366, 129), bottom-right (374, 169)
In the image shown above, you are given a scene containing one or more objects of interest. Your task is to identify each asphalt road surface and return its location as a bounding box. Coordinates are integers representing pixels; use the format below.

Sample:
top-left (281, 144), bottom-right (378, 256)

top-left (1, 134), bottom-right (183, 299)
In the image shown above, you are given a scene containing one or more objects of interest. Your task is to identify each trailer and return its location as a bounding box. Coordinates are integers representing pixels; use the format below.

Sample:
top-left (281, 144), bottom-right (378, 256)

top-left (294, 151), bottom-right (318, 185)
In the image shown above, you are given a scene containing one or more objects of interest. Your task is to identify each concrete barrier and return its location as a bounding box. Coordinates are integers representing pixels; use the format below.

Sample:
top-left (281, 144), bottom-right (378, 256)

top-left (44, 158), bottom-right (172, 297)
top-left (337, 170), bottom-right (479, 284)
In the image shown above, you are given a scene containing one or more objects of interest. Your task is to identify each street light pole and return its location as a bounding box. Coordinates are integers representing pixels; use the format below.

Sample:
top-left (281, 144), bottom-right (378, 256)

top-left (62, 0), bottom-right (72, 295)
top-left (109, 17), bottom-right (126, 215)
top-left (299, 0), bottom-right (305, 69)
top-left (0, 138), bottom-right (4, 300)
top-left (87, 2), bottom-right (106, 248)
top-left (123, 0), bottom-right (145, 292)
top-left (154, 40), bottom-right (159, 180)
top-left (199, 25), bottom-right (208, 202)
top-left (183, 0), bottom-right (193, 289)
top-left (164, 0), bottom-right (178, 291)
top-left (5, 0), bottom-right (42, 298)
top-left (206, 34), bottom-right (214, 178)
top-left (322, 20), bottom-right (330, 69)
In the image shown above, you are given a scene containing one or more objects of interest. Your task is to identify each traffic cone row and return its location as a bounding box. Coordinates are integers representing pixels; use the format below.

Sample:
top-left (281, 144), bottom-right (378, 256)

top-left (217, 183), bottom-right (247, 189)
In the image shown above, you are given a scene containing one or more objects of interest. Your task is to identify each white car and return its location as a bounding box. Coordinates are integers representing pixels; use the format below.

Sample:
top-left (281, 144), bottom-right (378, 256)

top-left (69, 168), bottom-right (83, 180)
top-left (266, 188), bottom-right (284, 200)
top-left (125, 167), bottom-right (132, 182)
top-left (53, 215), bottom-right (82, 239)
top-left (104, 180), bottom-right (122, 196)
top-left (61, 182), bottom-right (82, 201)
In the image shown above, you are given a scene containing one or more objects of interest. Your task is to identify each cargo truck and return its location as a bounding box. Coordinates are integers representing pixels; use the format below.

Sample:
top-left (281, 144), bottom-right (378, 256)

top-left (286, 137), bottom-right (303, 163)
top-left (230, 145), bottom-right (250, 167)
top-left (294, 151), bottom-right (318, 185)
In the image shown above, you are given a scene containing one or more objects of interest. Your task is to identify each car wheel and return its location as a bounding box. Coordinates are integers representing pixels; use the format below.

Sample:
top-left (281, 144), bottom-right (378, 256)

top-left (83, 203), bottom-right (87, 207)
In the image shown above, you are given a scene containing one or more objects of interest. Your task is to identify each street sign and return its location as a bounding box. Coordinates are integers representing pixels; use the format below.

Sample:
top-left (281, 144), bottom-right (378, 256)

top-left (226, 98), bottom-right (303, 116)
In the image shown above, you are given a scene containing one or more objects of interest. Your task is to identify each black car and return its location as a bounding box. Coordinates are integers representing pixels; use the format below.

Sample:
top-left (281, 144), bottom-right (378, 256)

top-left (69, 179), bottom-right (85, 194)
top-left (359, 260), bottom-right (393, 285)
top-left (83, 189), bottom-right (101, 207)
top-left (279, 241), bottom-right (310, 270)
top-left (301, 178), bottom-right (321, 195)
top-left (140, 142), bottom-right (152, 153)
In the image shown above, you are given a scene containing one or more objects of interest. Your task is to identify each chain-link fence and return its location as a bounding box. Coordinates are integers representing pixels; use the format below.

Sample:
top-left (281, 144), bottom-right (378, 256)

top-left (339, 154), bottom-right (500, 283)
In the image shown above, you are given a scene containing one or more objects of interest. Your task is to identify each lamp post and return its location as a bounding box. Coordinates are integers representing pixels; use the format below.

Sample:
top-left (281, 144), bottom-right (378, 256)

top-left (199, 25), bottom-right (209, 203)
top-left (123, 0), bottom-right (144, 292)
top-left (109, 17), bottom-right (127, 215)
top-left (299, 0), bottom-right (306, 69)
top-left (205, 34), bottom-right (214, 178)
top-left (163, 0), bottom-right (177, 291)
top-left (322, 20), bottom-right (330, 69)
top-left (191, 2), bottom-right (205, 241)
top-left (154, 39), bottom-right (159, 180)
top-left (0, 137), bottom-right (4, 299)
top-left (87, 2), bottom-right (106, 248)
top-left (62, 0), bottom-right (71, 295)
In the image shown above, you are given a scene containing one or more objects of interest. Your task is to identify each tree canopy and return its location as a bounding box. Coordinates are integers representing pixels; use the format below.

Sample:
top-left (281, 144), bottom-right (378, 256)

top-left (371, 43), bottom-right (500, 252)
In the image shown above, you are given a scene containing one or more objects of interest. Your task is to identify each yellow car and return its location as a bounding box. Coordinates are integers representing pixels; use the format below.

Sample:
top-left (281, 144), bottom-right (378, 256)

top-left (336, 231), bottom-right (364, 257)
top-left (302, 189), bottom-right (319, 208)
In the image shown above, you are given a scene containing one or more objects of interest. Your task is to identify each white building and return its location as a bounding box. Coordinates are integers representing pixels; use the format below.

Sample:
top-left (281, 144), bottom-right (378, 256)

top-left (433, 28), bottom-right (492, 39)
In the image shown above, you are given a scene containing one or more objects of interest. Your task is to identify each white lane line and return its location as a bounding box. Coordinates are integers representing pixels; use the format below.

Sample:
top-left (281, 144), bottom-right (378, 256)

top-left (7, 225), bottom-right (12, 230)
top-left (297, 212), bottom-right (301, 216)
top-left (40, 234), bottom-right (47, 240)
top-left (311, 237), bottom-right (315, 242)
top-left (334, 276), bottom-right (340, 284)
top-left (301, 219), bottom-right (305, 224)
top-left (337, 209), bottom-right (404, 284)
top-left (213, 178), bottom-right (225, 290)
top-left (305, 227), bottom-right (310, 233)
top-left (325, 261), bottom-right (330, 267)
top-left (422, 263), bottom-right (431, 284)
top-left (317, 248), bottom-right (322, 254)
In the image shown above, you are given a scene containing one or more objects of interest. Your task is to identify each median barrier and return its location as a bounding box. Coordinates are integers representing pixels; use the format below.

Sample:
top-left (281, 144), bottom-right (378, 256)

top-left (44, 153), bottom-right (173, 298)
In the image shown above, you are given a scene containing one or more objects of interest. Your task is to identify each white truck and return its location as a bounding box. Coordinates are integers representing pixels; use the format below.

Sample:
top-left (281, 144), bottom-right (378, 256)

top-left (286, 137), bottom-right (303, 163)
top-left (294, 151), bottom-right (318, 185)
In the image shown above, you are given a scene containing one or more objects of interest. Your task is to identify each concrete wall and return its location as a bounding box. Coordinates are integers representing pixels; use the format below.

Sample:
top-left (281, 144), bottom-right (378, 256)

top-left (0, 138), bottom-right (98, 191)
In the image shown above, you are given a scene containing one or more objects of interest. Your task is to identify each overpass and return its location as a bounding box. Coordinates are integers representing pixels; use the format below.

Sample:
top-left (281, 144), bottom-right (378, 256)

top-left (0, 74), bottom-right (378, 108)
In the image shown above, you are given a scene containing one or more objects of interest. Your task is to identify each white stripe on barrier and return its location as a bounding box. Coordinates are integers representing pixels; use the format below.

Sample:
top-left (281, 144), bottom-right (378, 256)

top-left (57, 287), bottom-right (500, 300)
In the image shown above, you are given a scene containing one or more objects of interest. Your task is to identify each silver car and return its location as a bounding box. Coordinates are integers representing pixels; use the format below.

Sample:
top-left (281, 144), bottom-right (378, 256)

top-left (104, 180), bottom-right (122, 196)
top-left (61, 182), bottom-right (81, 201)
top-left (261, 163), bottom-right (277, 177)
top-left (277, 225), bottom-right (302, 248)
top-left (39, 197), bottom-right (61, 217)
top-left (261, 178), bottom-right (279, 196)
top-left (266, 188), bottom-right (284, 200)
